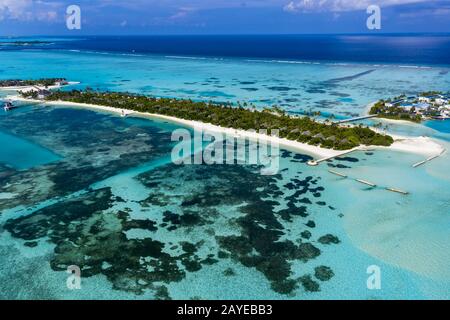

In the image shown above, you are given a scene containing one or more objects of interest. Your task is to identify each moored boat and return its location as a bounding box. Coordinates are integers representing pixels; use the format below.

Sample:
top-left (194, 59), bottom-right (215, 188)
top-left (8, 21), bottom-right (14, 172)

top-left (3, 101), bottom-right (16, 112)
top-left (432, 116), bottom-right (450, 121)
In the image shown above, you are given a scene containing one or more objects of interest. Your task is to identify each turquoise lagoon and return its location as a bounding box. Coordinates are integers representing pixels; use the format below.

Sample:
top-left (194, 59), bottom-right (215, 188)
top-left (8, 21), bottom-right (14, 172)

top-left (0, 130), bottom-right (60, 170)
top-left (0, 49), bottom-right (449, 300)
top-left (1, 49), bottom-right (450, 116)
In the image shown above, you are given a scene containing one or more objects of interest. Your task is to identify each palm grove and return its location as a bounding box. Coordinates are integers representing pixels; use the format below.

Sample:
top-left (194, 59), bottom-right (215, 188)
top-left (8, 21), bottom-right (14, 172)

top-left (22, 89), bottom-right (394, 150)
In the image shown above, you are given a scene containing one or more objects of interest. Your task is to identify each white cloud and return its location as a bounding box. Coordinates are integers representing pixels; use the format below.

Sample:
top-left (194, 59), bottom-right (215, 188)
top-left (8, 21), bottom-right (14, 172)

top-left (37, 10), bottom-right (57, 21)
top-left (0, 0), bottom-right (62, 21)
top-left (170, 7), bottom-right (195, 20)
top-left (0, 0), bottom-right (32, 20)
top-left (283, 0), bottom-right (433, 13)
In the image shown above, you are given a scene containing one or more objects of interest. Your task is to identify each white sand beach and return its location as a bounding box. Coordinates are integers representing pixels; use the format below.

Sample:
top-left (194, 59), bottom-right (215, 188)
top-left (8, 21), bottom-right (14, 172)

top-left (388, 136), bottom-right (445, 156)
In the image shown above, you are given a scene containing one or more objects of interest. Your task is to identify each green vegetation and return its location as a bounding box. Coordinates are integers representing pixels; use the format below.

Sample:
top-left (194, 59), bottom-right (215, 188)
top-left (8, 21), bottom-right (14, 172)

top-left (420, 91), bottom-right (441, 97)
top-left (0, 78), bottom-right (67, 88)
top-left (369, 91), bottom-right (449, 122)
top-left (21, 89), bottom-right (394, 150)
top-left (369, 100), bottom-right (422, 123)
top-left (0, 41), bottom-right (52, 46)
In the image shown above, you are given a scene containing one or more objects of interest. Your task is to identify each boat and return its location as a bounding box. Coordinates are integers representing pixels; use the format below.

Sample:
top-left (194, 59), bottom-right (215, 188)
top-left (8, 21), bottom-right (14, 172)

top-left (3, 101), bottom-right (16, 112)
top-left (432, 116), bottom-right (450, 120)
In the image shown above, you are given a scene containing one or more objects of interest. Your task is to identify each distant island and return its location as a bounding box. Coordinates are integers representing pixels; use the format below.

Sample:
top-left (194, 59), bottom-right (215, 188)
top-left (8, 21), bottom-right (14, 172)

top-left (19, 88), bottom-right (394, 151)
top-left (0, 40), bottom-right (53, 46)
top-left (0, 78), bottom-right (68, 88)
top-left (369, 91), bottom-right (450, 122)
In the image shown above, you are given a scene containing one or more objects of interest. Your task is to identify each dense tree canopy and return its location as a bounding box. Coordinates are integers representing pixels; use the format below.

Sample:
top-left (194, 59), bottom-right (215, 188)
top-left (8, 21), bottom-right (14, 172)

top-left (0, 78), bottom-right (66, 88)
top-left (369, 100), bottom-right (422, 123)
top-left (22, 89), bottom-right (394, 150)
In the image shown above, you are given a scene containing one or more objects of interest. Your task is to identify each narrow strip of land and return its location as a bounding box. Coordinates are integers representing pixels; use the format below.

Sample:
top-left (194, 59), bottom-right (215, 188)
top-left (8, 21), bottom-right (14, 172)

top-left (8, 95), bottom-right (352, 159)
top-left (2, 83), bottom-right (445, 161)
top-left (334, 114), bottom-right (378, 124)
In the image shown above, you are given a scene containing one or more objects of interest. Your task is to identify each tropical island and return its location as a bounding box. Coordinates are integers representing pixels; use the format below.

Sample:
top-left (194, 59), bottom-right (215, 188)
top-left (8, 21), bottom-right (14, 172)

top-left (369, 91), bottom-right (450, 122)
top-left (0, 40), bottom-right (53, 46)
top-left (19, 88), bottom-right (394, 151)
top-left (0, 78), bottom-right (68, 88)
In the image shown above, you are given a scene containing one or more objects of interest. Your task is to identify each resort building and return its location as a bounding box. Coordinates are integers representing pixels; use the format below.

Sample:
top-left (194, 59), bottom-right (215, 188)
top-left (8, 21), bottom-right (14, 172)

top-left (377, 92), bottom-right (450, 120)
top-left (37, 89), bottom-right (52, 100)
top-left (56, 80), bottom-right (69, 86)
top-left (435, 98), bottom-right (448, 106)
top-left (414, 102), bottom-right (430, 110)
top-left (385, 98), bottom-right (409, 108)
top-left (418, 96), bottom-right (431, 103)
top-left (400, 102), bottom-right (414, 110)
top-left (440, 105), bottom-right (450, 116)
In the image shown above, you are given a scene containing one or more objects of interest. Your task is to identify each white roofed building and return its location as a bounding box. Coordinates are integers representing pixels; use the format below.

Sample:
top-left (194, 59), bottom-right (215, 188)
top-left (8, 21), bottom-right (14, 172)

top-left (435, 98), bottom-right (448, 106)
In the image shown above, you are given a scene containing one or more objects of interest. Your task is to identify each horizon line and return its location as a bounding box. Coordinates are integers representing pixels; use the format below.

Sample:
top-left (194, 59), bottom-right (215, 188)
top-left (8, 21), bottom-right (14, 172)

top-left (2, 32), bottom-right (450, 38)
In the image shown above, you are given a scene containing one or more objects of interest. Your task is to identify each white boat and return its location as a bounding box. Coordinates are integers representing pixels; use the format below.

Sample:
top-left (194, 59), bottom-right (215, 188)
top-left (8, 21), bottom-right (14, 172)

top-left (3, 101), bottom-right (15, 112)
top-left (432, 115), bottom-right (450, 120)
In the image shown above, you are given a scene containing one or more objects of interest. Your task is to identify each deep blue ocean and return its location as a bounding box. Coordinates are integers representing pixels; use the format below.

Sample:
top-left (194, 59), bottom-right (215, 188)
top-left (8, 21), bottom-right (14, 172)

top-left (2, 34), bottom-right (450, 65)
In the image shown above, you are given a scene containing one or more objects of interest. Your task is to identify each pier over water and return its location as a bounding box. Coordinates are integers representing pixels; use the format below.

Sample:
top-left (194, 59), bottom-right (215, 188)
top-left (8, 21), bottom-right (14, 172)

top-left (334, 115), bottom-right (378, 124)
top-left (412, 149), bottom-right (446, 168)
top-left (328, 169), bottom-right (409, 195)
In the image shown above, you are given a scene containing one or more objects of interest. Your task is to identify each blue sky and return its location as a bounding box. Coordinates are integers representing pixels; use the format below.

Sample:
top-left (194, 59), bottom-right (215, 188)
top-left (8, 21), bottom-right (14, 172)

top-left (0, 0), bottom-right (449, 35)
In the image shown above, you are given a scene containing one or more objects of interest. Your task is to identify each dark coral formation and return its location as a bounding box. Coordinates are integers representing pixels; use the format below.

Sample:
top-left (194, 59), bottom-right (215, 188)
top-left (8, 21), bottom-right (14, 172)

top-left (0, 107), bottom-right (174, 212)
top-left (314, 266), bottom-right (335, 282)
top-left (3, 187), bottom-right (217, 296)
top-left (318, 234), bottom-right (341, 245)
top-left (1, 107), bottom-right (342, 298)
top-left (298, 275), bottom-right (320, 292)
top-left (137, 162), bottom-right (337, 295)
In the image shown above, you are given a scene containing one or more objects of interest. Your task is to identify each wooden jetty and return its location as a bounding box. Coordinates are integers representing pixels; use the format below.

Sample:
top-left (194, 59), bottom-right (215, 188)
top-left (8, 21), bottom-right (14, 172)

top-left (334, 115), bottom-right (378, 124)
top-left (307, 146), bottom-right (376, 167)
top-left (386, 188), bottom-right (409, 195)
top-left (327, 170), bottom-right (409, 195)
top-left (412, 149), bottom-right (446, 168)
top-left (356, 179), bottom-right (377, 187)
top-left (328, 170), bottom-right (348, 178)
top-left (307, 148), bottom-right (359, 166)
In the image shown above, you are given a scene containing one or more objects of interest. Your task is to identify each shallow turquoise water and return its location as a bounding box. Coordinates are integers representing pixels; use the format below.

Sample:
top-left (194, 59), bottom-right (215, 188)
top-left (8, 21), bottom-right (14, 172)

top-left (0, 49), bottom-right (449, 300)
top-left (1, 49), bottom-right (450, 117)
top-left (0, 130), bottom-right (61, 170)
